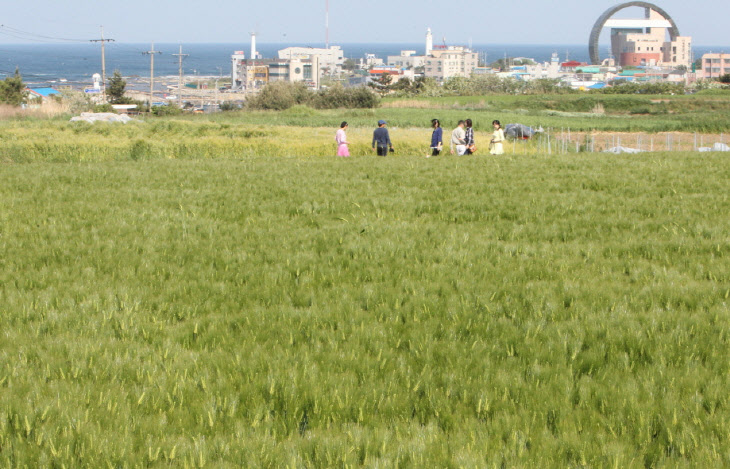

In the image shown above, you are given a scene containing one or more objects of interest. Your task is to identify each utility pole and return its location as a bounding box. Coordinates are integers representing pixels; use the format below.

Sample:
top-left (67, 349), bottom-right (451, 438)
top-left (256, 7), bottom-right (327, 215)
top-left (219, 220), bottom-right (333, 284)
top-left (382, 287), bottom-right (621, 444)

top-left (90, 26), bottom-right (114, 100)
top-left (216, 67), bottom-right (222, 107)
top-left (172, 45), bottom-right (189, 109)
top-left (143, 43), bottom-right (162, 111)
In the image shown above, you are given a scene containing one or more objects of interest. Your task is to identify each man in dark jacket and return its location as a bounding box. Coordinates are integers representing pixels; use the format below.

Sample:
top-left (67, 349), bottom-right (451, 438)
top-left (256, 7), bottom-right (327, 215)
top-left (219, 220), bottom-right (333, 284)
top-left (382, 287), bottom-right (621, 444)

top-left (372, 120), bottom-right (392, 156)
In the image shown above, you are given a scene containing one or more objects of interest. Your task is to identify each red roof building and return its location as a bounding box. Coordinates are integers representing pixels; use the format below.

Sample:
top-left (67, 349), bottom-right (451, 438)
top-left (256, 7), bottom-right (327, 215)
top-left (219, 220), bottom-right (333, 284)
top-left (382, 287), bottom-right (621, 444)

top-left (561, 61), bottom-right (587, 70)
top-left (369, 69), bottom-right (400, 76)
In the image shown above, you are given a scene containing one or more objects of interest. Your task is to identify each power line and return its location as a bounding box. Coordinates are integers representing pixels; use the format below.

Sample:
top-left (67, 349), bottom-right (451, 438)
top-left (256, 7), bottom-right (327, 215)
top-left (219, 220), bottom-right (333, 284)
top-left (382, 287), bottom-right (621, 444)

top-left (0, 30), bottom-right (56, 43)
top-left (0, 69), bottom-right (55, 80)
top-left (0, 24), bottom-right (88, 43)
top-left (107, 41), bottom-right (151, 55)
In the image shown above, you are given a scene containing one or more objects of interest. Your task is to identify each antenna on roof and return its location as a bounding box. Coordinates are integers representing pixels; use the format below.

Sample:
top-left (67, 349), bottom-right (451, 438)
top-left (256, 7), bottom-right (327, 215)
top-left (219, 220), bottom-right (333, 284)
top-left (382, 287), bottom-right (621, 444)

top-left (325, 0), bottom-right (329, 49)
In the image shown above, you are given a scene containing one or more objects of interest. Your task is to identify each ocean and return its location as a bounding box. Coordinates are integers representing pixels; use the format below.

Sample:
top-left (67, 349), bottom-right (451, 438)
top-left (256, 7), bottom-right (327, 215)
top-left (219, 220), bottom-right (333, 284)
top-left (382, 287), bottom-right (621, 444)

top-left (1, 42), bottom-right (727, 87)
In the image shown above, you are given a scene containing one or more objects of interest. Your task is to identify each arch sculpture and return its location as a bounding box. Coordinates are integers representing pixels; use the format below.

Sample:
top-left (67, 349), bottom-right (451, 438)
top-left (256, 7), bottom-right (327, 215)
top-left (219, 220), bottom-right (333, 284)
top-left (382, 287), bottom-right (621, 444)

top-left (589, 1), bottom-right (680, 65)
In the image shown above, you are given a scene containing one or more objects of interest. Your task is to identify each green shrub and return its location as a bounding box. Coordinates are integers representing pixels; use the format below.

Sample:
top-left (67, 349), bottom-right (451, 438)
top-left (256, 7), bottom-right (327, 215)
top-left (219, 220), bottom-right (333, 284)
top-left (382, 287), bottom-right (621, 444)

top-left (0, 68), bottom-right (27, 106)
top-left (694, 88), bottom-right (730, 95)
top-left (151, 105), bottom-right (183, 116)
top-left (219, 101), bottom-right (242, 111)
top-left (246, 81), bottom-right (311, 110)
top-left (443, 75), bottom-right (523, 95)
top-left (246, 81), bottom-right (378, 111)
top-left (599, 81), bottom-right (685, 95)
top-left (93, 103), bottom-right (115, 113)
top-left (312, 84), bottom-right (379, 109)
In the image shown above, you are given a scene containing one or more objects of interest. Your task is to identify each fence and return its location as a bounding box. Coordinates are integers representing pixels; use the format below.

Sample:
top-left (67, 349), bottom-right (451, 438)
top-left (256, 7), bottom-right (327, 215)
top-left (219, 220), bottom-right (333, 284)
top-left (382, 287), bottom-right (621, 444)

top-left (508, 130), bottom-right (729, 154)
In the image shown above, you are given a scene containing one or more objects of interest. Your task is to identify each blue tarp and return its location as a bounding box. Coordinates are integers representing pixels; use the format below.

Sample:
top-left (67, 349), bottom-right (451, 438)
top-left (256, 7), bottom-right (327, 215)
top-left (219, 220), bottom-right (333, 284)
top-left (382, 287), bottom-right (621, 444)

top-left (28, 87), bottom-right (59, 98)
top-left (505, 123), bottom-right (541, 139)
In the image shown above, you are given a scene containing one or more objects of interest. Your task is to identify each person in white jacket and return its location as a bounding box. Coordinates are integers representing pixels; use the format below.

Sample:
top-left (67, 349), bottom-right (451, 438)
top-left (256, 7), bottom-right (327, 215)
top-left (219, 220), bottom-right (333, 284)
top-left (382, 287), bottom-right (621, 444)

top-left (450, 120), bottom-right (466, 155)
top-left (490, 120), bottom-right (505, 155)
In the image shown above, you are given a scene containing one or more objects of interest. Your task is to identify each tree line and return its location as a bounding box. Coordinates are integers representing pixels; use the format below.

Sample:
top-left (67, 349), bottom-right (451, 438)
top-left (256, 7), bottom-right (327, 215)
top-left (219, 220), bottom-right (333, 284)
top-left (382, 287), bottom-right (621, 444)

top-left (3, 68), bottom-right (730, 112)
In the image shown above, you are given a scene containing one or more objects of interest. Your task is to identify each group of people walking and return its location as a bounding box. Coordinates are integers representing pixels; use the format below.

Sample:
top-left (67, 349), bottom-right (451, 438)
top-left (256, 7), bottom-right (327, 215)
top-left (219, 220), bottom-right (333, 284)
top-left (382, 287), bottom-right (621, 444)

top-left (335, 119), bottom-right (505, 157)
top-left (430, 119), bottom-right (505, 156)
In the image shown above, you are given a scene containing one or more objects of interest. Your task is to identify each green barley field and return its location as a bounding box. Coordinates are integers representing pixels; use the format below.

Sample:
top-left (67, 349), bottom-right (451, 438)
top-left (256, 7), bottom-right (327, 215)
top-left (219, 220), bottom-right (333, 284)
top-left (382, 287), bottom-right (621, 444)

top-left (1, 111), bottom-right (730, 467)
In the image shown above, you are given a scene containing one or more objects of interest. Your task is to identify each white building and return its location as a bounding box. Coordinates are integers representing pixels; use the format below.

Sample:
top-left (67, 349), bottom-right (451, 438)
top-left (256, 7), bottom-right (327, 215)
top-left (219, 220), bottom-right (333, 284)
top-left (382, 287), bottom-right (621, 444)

top-left (277, 46), bottom-right (344, 73)
top-left (425, 46), bottom-right (479, 81)
top-left (363, 53), bottom-right (384, 68)
top-left (231, 51), bottom-right (246, 88)
top-left (231, 51), bottom-right (320, 90)
top-left (267, 57), bottom-right (320, 89)
top-left (232, 58), bottom-right (321, 90)
top-left (387, 51), bottom-right (425, 70)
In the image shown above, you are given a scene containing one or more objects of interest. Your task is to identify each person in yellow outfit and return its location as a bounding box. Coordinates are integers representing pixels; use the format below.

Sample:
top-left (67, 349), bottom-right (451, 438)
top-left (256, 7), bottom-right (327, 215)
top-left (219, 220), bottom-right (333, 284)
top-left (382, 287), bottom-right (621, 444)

top-left (489, 120), bottom-right (505, 155)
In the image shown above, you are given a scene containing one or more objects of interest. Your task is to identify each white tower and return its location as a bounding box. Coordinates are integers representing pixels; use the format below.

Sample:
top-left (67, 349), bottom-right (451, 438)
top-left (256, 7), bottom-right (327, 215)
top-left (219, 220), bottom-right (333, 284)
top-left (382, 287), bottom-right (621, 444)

top-left (250, 32), bottom-right (257, 60)
top-left (92, 73), bottom-right (102, 90)
top-left (426, 28), bottom-right (433, 56)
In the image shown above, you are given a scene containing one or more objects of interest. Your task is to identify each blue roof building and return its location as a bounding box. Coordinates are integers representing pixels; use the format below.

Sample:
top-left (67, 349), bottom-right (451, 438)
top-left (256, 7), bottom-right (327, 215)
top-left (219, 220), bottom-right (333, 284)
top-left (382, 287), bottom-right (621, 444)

top-left (27, 87), bottom-right (60, 99)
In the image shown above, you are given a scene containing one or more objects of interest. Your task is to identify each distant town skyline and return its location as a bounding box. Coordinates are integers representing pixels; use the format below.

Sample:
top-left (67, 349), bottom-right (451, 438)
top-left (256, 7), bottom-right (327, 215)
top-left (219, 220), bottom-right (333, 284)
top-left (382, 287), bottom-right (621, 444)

top-left (1, 0), bottom-right (729, 47)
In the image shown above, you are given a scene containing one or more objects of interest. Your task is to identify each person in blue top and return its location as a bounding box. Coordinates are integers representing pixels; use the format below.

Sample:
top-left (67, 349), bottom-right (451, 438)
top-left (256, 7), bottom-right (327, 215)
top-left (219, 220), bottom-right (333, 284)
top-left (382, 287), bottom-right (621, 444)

top-left (428, 118), bottom-right (443, 157)
top-left (372, 120), bottom-right (392, 156)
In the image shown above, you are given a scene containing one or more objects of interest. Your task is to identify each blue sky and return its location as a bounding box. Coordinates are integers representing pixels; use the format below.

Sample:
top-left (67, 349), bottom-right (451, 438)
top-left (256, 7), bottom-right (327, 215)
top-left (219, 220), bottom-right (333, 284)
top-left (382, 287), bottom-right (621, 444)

top-left (0, 0), bottom-right (728, 46)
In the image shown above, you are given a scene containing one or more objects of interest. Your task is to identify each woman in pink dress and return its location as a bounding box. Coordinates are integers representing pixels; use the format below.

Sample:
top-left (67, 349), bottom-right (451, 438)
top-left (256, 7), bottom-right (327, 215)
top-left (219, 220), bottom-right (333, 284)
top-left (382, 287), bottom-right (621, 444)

top-left (335, 121), bottom-right (350, 157)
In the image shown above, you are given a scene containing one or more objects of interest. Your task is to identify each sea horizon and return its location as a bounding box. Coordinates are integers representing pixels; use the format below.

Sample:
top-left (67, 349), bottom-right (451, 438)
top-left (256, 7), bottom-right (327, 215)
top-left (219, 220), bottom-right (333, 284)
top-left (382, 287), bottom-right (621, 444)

top-left (2, 42), bottom-right (728, 86)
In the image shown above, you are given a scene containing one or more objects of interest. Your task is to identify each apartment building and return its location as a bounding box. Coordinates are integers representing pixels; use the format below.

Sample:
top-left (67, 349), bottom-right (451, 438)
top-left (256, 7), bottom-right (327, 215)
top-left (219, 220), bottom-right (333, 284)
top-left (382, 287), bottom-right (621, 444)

top-left (701, 53), bottom-right (730, 79)
top-left (424, 46), bottom-right (479, 81)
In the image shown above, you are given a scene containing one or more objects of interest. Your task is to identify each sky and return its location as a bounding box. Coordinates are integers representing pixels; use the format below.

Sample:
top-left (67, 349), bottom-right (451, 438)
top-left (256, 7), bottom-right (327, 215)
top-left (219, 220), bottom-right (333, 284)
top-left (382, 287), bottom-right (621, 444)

top-left (0, 0), bottom-right (728, 47)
